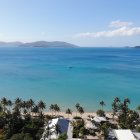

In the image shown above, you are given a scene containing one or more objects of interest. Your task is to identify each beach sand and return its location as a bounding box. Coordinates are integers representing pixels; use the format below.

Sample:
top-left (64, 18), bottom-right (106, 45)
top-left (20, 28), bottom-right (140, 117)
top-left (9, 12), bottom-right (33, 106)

top-left (44, 112), bottom-right (113, 119)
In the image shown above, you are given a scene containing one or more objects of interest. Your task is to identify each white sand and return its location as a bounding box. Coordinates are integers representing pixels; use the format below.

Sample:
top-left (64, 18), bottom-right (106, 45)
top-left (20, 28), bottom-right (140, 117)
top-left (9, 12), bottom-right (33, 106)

top-left (44, 112), bottom-right (113, 119)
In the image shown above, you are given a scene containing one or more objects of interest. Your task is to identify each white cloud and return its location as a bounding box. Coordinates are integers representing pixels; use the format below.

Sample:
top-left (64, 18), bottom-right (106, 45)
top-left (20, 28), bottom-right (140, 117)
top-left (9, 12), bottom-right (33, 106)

top-left (75, 21), bottom-right (140, 38)
top-left (109, 20), bottom-right (133, 28)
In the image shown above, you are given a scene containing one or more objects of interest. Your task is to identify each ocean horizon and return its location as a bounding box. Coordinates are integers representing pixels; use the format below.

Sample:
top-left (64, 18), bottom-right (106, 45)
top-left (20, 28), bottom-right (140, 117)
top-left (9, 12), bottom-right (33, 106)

top-left (0, 47), bottom-right (140, 111)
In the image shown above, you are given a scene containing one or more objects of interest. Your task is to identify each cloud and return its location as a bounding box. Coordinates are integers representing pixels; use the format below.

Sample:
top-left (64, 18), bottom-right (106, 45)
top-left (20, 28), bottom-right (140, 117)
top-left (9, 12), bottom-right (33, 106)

top-left (75, 21), bottom-right (140, 38)
top-left (109, 20), bottom-right (133, 28)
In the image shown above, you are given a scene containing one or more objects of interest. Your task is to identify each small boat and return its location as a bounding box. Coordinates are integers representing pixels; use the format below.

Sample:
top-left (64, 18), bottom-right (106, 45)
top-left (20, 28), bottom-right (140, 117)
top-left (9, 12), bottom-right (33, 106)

top-left (68, 66), bottom-right (73, 69)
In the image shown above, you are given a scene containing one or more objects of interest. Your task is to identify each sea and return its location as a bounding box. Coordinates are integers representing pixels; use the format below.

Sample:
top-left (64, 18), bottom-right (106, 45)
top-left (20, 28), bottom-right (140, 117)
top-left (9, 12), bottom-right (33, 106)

top-left (0, 47), bottom-right (140, 111)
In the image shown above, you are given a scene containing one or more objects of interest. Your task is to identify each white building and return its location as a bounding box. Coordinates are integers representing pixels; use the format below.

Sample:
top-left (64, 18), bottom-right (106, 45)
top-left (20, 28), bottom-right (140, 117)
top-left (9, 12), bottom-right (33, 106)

top-left (108, 129), bottom-right (140, 140)
top-left (92, 116), bottom-right (107, 124)
top-left (41, 118), bottom-right (70, 140)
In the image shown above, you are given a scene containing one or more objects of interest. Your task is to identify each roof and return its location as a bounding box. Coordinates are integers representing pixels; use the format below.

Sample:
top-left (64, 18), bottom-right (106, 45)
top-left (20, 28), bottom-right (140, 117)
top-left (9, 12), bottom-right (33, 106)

top-left (47, 118), bottom-right (69, 132)
top-left (85, 120), bottom-right (97, 129)
top-left (114, 129), bottom-right (136, 140)
top-left (93, 116), bottom-right (107, 123)
top-left (133, 132), bottom-right (140, 140)
top-left (45, 118), bottom-right (70, 139)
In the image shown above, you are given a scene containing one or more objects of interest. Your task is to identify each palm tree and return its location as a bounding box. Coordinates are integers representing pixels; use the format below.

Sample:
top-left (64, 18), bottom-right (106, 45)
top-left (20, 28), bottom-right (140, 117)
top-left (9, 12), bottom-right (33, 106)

top-left (7, 100), bottom-right (13, 112)
top-left (1, 97), bottom-right (8, 113)
top-left (0, 104), bottom-right (3, 112)
top-left (32, 105), bottom-right (39, 116)
top-left (23, 108), bottom-right (27, 115)
top-left (38, 100), bottom-right (46, 113)
top-left (78, 106), bottom-right (84, 117)
top-left (21, 101), bottom-right (26, 110)
top-left (56, 105), bottom-right (60, 115)
top-left (121, 98), bottom-right (130, 116)
top-left (49, 104), bottom-right (54, 115)
top-left (137, 105), bottom-right (140, 114)
top-left (66, 108), bottom-right (72, 118)
top-left (75, 103), bottom-right (80, 116)
top-left (25, 101), bottom-right (31, 114)
top-left (124, 98), bottom-right (130, 105)
top-left (114, 97), bottom-right (120, 103)
top-left (28, 99), bottom-right (35, 112)
top-left (112, 97), bottom-right (120, 120)
top-left (15, 97), bottom-right (22, 111)
top-left (100, 101), bottom-right (106, 110)
top-left (54, 104), bottom-right (60, 116)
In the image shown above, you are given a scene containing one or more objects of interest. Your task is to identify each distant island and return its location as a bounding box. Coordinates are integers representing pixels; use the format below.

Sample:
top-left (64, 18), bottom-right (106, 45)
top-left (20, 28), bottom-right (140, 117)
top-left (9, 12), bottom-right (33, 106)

top-left (0, 41), bottom-right (78, 48)
top-left (134, 46), bottom-right (140, 48)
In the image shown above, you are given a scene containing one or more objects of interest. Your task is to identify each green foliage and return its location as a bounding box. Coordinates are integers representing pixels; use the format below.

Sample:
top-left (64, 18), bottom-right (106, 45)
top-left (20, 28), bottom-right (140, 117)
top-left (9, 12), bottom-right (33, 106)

top-left (136, 126), bottom-right (140, 132)
top-left (100, 122), bottom-right (110, 139)
top-left (9, 133), bottom-right (33, 140)
top-left (72, 119), bottom-right (86, 138)
top-left (0, 104), bottom-right (3, 112)
top-left (96, 109), bottom-right (105, 117)
top-left (119, 110), bottom-right (139, 129)
top-left (57, 133), bottom-right (67, 140)
top-left (0, 97), bottom-right (46, 140)
top-left (118, 98), bottom-right (139, 129)
top-left (112, 97), bottom-right (120, 119)
top-left (73, 116), bottom-right (82, 119)
top-left (100, 101), bottom-right (106, 110)
top-left (23, 133), bottom-right (33, 140)
top-left (65, 108), bottom-right (72, 118)
top-left (137, 105), bottom-right (140, 111)
top-left (22, 123), bottom-right (38, 136)
top-left (10, 133), bottom-right (24, 140)
top-left (78, 107), bottom-right (84, 116)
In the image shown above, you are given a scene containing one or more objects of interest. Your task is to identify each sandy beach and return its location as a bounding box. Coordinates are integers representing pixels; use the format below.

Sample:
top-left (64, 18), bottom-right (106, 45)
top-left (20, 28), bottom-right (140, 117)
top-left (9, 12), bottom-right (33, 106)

top-left (44, 112), bottom-right (113, 119)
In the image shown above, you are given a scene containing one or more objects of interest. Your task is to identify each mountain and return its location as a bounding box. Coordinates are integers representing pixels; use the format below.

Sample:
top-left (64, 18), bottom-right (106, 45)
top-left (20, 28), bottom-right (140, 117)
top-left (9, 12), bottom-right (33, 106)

top-left (0, 41), bottom-right (78, 48)
top-left (19, 41), bottom-right (78, 48)
top-left (134, 46), bottom-right (140, 48)
top-left (0, 41), bottom-right (23, 47)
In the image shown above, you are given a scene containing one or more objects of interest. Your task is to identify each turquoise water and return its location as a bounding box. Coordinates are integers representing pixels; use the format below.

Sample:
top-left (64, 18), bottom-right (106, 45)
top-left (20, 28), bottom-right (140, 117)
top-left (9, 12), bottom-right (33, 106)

top-left (0, 47), bottom-right (140, 111)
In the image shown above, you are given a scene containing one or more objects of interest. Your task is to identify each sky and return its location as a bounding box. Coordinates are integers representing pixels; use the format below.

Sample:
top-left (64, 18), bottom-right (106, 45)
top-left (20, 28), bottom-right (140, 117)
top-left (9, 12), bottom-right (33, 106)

top-left (0, 0), bottom-right (140, 47)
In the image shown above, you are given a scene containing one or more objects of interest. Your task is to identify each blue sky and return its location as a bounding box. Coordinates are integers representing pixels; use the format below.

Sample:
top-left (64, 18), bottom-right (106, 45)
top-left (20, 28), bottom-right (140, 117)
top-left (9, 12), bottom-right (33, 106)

top-left (0, 0), bottom-right (140, 47)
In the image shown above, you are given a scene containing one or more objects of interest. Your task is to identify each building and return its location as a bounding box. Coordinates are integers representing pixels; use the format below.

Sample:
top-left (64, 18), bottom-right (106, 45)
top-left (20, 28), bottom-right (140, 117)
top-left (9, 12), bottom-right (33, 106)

top-left (41, 118), bottom-right (70, 140)
top-left (108, 129), bottom-right (140, 140)
top-left (92, 116), bottom-right (107, 125)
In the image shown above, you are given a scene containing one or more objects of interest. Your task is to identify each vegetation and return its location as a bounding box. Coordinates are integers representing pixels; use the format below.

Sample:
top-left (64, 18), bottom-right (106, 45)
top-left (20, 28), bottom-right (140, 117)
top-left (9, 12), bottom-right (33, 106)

top-left (0, 97), bottom-right (46, 140)
top-left (0, 97), bottom-right (140, 140)
top-left (71, 119), bottom-right (86, 138)
top-left (100, 101), bottom-right (106, 110)
top-left (75, 103), bottom-right (80, 116)
top-left (117, 98), bottom-right (139, 129)
top-left (75, 103), bottom-right (84, 117)
top-left (96, 109), bottom-right (105, 117)
top-left (112, 97), bottom-right (120, 120)
top-left (78, 106), bottom-right (84, 117)
top-left (73, 116), bottom-right (82, 119)
top-left (65, 108), bottom-right (72, 118)
top-left (56, 133), bottom-right (67, 140)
